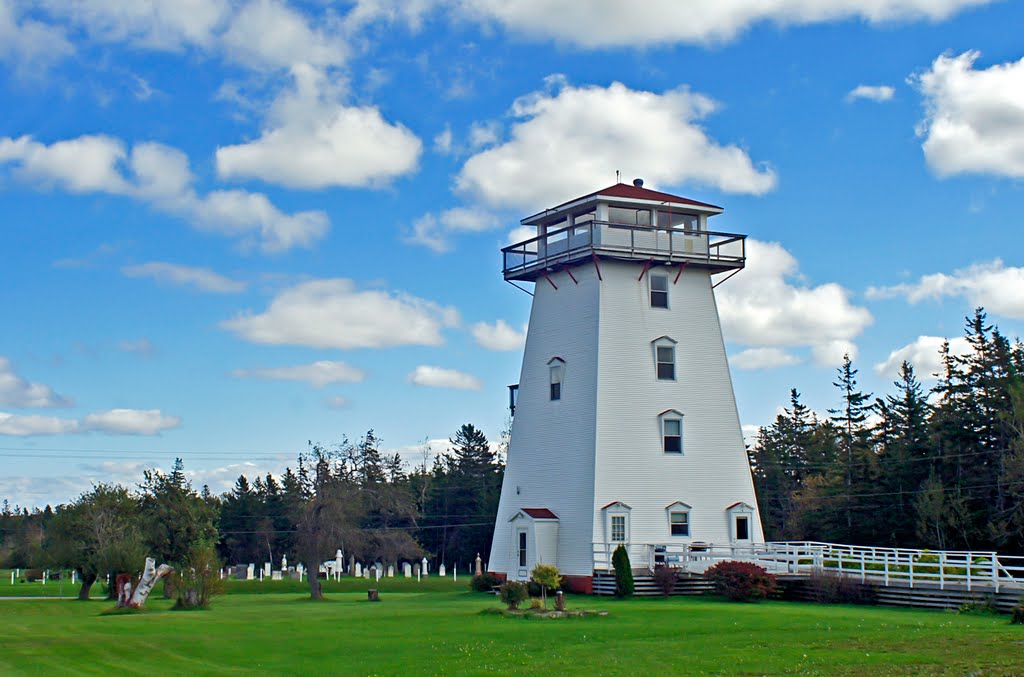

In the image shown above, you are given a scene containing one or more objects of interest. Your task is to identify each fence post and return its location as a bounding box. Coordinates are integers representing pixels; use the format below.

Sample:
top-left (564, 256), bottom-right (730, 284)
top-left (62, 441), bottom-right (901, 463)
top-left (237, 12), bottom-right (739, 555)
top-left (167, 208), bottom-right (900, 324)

top-left (939, 552), bottom-right (945, 590)
top-left (884, 553), bottom-right (889, 586)
top-left (966, 555), bottom-right (971, 592)
top-left (909, 555), bottom-right (914, 588)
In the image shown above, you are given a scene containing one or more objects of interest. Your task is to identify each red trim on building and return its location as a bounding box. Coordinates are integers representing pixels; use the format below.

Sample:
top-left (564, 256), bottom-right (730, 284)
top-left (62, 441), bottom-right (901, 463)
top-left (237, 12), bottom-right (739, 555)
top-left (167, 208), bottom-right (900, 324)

top-left (546, 182), bottom-right (722, 213)
top-left (560, 575), bottom-right (593, 594)
top-left (521, 507), bottom-right (558, 520)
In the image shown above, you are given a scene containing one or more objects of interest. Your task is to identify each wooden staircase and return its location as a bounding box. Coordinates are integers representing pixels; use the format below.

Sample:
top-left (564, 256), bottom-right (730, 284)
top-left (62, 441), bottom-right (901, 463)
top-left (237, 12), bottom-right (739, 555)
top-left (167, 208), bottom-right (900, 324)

top-left (592, 571), bottom-right (715, 596)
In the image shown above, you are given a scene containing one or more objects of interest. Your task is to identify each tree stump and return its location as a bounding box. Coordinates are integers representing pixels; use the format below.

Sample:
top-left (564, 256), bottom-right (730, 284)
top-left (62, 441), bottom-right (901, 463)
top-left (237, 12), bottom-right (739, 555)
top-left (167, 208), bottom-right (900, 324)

top-left (367, 589), bottom-right (380, 602)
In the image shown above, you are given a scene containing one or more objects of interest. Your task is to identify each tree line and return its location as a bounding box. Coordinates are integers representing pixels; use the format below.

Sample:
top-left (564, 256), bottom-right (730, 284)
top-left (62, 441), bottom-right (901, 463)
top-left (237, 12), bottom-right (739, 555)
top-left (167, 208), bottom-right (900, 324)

top-left (0, 423), bottom-right (504, 600)
top-left (749, 309), bottom-right (1024, 554)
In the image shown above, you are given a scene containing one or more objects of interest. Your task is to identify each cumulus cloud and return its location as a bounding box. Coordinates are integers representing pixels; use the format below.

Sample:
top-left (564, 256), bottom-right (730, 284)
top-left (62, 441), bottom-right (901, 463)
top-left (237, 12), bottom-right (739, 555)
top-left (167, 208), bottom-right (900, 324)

top-left (0, 0), bottom-right (74, 73)
top-left (717, 240), bottom-right (873, 364)
top-left (81, 409), bottom-right (181, 435)
top-left (874, 335), bottom-right (972, 379)
top-left (408, 365), bottom-right (482, 390)
top-left (232, 361), bottom-right (366, 387)
top-left (219, 0), bottom-right (346, 71)
top-left (0, 357), bottom-right (71, 408)
top-left (0, 135), bottom-right (328, 252)
top-left (472, 320), bottom-right (527, 351)
top-left (456, 79), bottom-right (775, 211)
top-left (122, 262), bottom-right (247, 293)
top-left (867, 259), bottom-right (1024, 319)
top-left (433, 126), bottom-right (453, 154)
top-left (216, 64), bottom-right (421, 189)
top-left (914, 51), bottom-right (1024, 178)
top-left (0, 408), bottom-right (180, 436)
top-left (846, 84), bottom-right (895, 102)
top-left (811, 339), bottom-right (858, 368)
top-left (730, 347), bottom-right (801, 370)
top-left (222, 278), bottom-right (460, 349)
top-left (450, 0), bottom-right (993, 47)
top-left (404, 206), bottom-right (501, 252)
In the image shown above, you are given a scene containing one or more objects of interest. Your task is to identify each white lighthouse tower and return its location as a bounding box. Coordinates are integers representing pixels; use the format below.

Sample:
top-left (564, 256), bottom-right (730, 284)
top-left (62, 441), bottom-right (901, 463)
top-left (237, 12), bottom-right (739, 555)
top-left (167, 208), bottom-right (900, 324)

top-left (489, 180), bottom-right (763, 592)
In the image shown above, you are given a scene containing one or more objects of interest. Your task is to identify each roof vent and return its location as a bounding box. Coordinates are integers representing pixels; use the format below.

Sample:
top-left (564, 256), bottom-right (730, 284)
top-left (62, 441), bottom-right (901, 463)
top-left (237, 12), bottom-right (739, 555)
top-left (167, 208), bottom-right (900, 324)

top-left (633, 178), bottom-right (644, 188)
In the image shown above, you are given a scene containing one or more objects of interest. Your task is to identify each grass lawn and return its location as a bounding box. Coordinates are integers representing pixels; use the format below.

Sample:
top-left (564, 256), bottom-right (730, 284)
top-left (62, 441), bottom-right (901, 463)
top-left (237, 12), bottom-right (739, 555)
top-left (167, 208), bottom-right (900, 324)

top-left (1, 587), bottom-right (1023, 675)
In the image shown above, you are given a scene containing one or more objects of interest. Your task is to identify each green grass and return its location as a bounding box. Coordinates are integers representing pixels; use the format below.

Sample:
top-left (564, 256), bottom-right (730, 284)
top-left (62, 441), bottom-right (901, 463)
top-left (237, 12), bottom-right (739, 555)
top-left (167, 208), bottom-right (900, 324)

top-left (1, 588), bottom-right (1023, 675)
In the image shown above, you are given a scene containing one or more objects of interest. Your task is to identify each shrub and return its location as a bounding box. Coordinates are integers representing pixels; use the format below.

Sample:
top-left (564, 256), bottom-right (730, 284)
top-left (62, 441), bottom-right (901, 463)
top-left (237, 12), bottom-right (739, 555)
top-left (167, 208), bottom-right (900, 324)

top-left (805, 572), bottom-right (876, 605)
top-left (173, 537), bottom-right (223, 610)
top-left (529, 598), bottom-right (544, 610)
top-left (705, 560), bottom-right (777, 602)
top-left (530, 564), bottom-right (562, 608)
top-left (1011, 603), bottom-right (1024, 625)
top-left (652, 565), bottom-right (679, 598)
top-left (499, 581), bottom-right (529, 610)
top-left (469, 572), bottom-right (502, 593)
top-left (612, 545), bottom-right (634, 598)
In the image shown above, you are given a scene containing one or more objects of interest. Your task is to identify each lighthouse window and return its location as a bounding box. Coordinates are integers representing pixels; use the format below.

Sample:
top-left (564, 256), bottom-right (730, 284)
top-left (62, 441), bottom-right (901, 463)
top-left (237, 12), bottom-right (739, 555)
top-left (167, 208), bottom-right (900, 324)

top-left (549, 359), bottom-right (565, 401)
top-left (663, 418), bottom-right (683, 453)
top-left (611, 515), bottom-right (626, 542)
top-left (609, 206), bottom-right (651, 226)
top-left (669, 511), bottom-right (690, 536)
top-left (650, 275), bottom-right (669, 308)
top-left (656, 345), bottom-right (675, 380)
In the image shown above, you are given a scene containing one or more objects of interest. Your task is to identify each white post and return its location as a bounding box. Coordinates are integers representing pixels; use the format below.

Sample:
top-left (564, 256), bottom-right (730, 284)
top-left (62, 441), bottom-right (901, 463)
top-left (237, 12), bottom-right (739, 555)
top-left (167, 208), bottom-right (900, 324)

top-left (939, 552), bottom-right (945, 590)
top-left (417, 568), bottom-right (421, 583)
top-left (42, 571), bottom-right (46, 585)
top-left (10, 571), bottom-right (13, 585)
top-left (966, 556), bottom-right (972, 591)
top-left (454, 564), bottom-right (457, 582)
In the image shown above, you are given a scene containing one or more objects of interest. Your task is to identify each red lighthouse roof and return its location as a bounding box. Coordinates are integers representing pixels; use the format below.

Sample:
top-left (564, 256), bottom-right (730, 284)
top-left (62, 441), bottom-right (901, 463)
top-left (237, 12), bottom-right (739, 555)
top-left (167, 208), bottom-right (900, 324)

top-left (522, 180), bottom-right (722, 225)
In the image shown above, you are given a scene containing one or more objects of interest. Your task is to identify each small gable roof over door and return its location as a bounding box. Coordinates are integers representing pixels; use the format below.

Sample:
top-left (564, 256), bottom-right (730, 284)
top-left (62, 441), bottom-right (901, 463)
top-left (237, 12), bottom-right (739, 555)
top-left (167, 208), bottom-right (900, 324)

top-left (510, 508), bottom-right (559, 521)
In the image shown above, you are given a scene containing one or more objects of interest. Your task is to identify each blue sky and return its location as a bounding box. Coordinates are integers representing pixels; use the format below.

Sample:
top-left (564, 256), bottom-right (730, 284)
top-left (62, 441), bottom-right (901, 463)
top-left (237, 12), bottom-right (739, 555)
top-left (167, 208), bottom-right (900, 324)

top-left (2, 0), bottom-right (1023, 508)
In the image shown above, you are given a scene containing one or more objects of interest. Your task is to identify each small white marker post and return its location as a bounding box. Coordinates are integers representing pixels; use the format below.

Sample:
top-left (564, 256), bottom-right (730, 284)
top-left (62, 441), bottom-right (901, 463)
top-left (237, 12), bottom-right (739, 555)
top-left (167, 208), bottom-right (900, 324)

top-left (453, 564), bottom-right (457, 582)
top-left (42, 571), bottom-right (46, 585)
top-left (10, 571), bottom-right (13, 585)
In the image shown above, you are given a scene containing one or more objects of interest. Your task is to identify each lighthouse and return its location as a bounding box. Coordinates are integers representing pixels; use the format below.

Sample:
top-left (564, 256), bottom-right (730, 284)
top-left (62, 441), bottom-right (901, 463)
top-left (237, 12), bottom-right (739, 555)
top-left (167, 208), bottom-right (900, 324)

top-left (489, 180), bottom-right (763, 592)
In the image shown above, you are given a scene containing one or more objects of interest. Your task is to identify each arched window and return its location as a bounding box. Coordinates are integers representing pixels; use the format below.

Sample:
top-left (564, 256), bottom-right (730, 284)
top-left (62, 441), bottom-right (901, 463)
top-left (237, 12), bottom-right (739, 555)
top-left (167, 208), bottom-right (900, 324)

top-left (658, 409), bottom-right (684, 454)
top-left (548, 357), bottom-right (565, 401)
top-left (665, 502), bottom-right (691, 537)
top-left (652, 336), bottom-right (677, 381)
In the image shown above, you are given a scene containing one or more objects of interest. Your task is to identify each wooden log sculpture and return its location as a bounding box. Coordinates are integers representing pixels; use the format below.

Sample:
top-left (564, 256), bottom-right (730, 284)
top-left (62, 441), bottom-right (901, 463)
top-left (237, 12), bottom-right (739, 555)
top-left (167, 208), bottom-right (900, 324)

top-left (127, 557), bottom-right (174, 608)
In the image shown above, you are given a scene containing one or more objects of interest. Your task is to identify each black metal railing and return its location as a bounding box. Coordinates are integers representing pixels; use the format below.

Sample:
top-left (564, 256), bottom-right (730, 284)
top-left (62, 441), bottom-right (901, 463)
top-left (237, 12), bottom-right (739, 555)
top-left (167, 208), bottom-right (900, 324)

top-left (502, 220), bottom-right (745, 277)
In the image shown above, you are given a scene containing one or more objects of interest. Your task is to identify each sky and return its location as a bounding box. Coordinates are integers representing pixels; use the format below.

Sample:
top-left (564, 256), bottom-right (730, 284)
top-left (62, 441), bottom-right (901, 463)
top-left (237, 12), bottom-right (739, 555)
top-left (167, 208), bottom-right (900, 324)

top-left (2, 0), bottom-right (1023, 508)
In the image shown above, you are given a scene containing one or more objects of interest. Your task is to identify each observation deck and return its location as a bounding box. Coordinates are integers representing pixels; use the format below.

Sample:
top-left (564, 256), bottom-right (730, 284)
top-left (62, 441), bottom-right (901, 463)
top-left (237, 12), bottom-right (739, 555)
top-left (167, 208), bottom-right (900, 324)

top-left (502, 220), bottom-right (746, 283)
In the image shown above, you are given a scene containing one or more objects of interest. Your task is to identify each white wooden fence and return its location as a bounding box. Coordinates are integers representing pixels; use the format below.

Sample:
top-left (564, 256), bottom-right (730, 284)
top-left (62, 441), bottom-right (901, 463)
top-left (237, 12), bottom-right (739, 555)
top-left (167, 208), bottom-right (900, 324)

top-left (593, 540), bottom-right (1024, 593)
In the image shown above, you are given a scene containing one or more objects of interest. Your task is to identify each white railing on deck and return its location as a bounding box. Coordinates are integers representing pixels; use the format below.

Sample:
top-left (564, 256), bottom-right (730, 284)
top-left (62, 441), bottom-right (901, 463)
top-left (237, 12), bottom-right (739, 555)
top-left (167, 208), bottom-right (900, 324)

top-left (593, 540), bottom-right (1024, 592)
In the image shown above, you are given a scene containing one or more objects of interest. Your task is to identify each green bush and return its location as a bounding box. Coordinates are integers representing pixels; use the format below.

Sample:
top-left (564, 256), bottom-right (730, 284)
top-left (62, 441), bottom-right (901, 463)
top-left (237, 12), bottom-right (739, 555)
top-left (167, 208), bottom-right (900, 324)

top-left (612, 545), bottom-right (633, 598)
top-left (499, 581), bottom-right (529, 610)
top-left (1011, 603), bottom-right (1024, 625)
top-left (530, 564), bottom-right (562, 608)
top-left (705, 560), bottom-right (777, 602)
top-left (469, 573), bottom-right (502, 593)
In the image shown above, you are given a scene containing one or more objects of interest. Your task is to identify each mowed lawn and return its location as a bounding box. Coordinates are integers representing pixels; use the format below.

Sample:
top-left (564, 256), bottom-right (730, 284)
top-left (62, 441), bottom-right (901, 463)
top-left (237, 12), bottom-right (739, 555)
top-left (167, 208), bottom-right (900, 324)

top-left (1, 587), bottom-right (1023, 675)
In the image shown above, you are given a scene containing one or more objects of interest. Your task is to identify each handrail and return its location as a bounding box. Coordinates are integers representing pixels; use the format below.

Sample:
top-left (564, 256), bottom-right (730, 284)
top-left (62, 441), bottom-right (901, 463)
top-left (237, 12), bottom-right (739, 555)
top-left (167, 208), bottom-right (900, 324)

top-left (502, 220), bottom-right (746, 276)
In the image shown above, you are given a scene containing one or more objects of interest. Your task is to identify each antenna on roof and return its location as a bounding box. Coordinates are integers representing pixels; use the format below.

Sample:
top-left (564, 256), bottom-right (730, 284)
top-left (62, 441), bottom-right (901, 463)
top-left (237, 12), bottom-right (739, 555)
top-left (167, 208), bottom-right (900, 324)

top-left (616, 170), bottom-right (620, 184)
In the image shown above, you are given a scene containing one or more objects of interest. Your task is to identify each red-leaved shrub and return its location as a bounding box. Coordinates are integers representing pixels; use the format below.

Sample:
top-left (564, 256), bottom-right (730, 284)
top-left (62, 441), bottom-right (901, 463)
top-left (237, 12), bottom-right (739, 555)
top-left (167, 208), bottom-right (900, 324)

top-left (705, 561), bottom-right (777, 602)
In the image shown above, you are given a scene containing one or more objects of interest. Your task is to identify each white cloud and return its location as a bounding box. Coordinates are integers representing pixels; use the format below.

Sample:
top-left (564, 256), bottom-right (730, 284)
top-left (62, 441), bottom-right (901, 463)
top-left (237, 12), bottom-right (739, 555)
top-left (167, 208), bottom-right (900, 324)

top-left (408, 365), bottom-right (482, 390)
top-left (223, 278), bottom-right (460, 349)
top-left (914, 51), bottom-right (1024, 178)
top-left (717, 239), bottom-right (873, 360)
top-left (122, 261), bottom-right (247, 293)
top-left (81, 409), bottom-right (180, 435)
top-left (0, 135), bottom-right (328, 253)
top-left (468, 120), bottom-right (501, 149)
top-left (0, 408), bottom-right (179, 436)
top-left (38, 0), bottom-right (229, 51)
top-left (215, 64), bottom-right (422, 189)
top-left (433, 126), bottom-right (453, 154)
top-left (404, 206), bottom-right (501, 252)
top-left (453, 0), bottom-right (993, 47)
top-left (0, 412), bottom-right (79, 436)
top-left (118, 338), bottom-right (155, 356)
top-left (324, 395), bottom-right (350, 409)
top-left (232, 361), bottom-right (366, 388)
top-left (456, 80), bottom-right (776, 211)
top-left (811, 339), bottom-right (858, 368)
top-left (867, 259), bottom-right (1024, 319)
top-left (220, 0), bottom-right (346, 71)
top-left (506, 225), bottom-right (536, 246)
top-left (0, 357), bottom-right (71, 408)
top-left (874, 335), bottom-right (972, 379)
top-left (846, 84), bottom-right (895, 102)
top-left (730, 347), bottom-right (801, 370)
top-left (0, 0), bottom-right (74, 73)
top-left (472, 320), bottom-right (527, 351)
